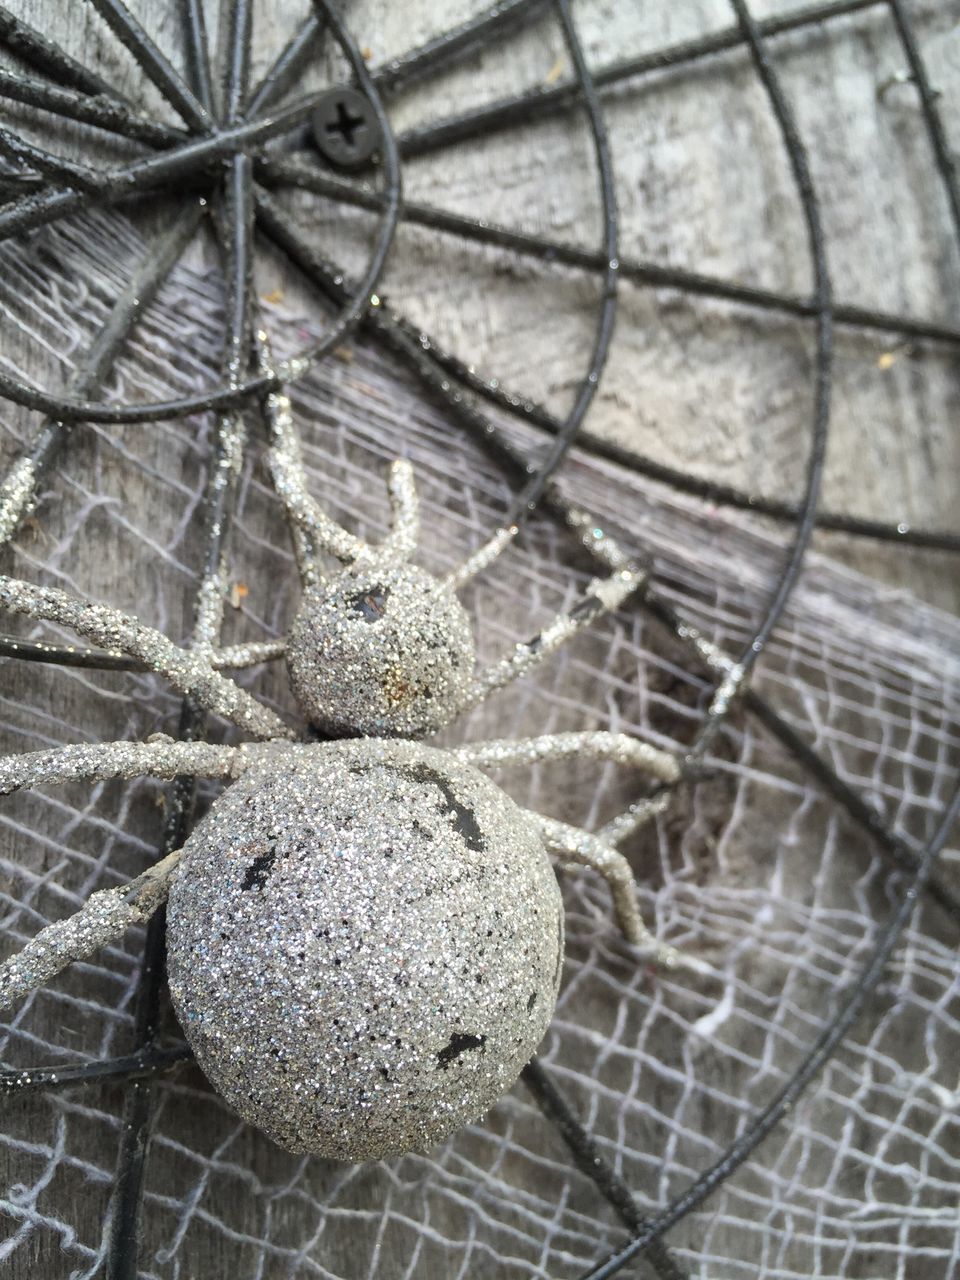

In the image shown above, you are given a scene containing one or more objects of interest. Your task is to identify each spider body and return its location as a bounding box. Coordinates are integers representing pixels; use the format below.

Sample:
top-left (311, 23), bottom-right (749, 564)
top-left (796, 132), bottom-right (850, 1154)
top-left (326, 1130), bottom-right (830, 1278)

top-left (167, 739), bottom-right (561, 1158)
top-left (0, 362), bottom-right (692, 1160)
top-left (0, 727), bottom-right (685, 1159)
top-left (286, 561), bottom-right (474, 738)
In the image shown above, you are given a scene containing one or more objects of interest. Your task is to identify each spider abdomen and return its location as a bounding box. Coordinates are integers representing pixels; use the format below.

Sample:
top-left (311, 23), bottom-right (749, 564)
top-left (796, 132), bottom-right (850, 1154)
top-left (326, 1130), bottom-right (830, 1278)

top-left (166, 739), bottom-right (563, 1161)
top-left (285, 563), bottom-right (475, 738)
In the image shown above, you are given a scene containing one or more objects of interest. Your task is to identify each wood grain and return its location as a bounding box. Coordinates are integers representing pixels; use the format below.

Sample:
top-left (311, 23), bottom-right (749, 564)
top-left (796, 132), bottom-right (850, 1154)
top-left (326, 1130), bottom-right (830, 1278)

top-left (0, 2), bottom-right (957, 1278)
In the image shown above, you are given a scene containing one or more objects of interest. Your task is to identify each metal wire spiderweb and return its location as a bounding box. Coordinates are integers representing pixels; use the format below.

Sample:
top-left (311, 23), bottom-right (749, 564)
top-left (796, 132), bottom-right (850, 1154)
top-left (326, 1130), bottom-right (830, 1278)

top-left (0, 1), bottom-right (957, 1277)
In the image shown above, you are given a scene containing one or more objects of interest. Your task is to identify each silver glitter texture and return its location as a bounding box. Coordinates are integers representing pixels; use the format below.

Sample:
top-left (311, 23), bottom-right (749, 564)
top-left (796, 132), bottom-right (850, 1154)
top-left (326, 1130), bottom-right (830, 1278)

top-left (259, 359), bottom-right (649, 739)
top-left (0, 575), bottom-right (291, 742)
top-left (0, 845), bottom-right (179, 1010)
top-left (286, 563), bottom-right (476, 738)
top-left (0, 455), bottom-right (38, 546)
top-left (166, 738), bottom-right (563, 1160)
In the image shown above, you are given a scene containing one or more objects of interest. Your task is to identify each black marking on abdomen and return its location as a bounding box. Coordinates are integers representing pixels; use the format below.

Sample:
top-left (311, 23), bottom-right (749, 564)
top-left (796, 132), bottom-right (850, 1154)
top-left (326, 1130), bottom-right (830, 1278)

top-left (437, 1031), bottom-right (487, 1070)
top-left (417, 766), bottom-right (483, 851)
top-left (242, 842), bottom-right (277, 891)
top-left (357, 760), bottom-right (486, 852)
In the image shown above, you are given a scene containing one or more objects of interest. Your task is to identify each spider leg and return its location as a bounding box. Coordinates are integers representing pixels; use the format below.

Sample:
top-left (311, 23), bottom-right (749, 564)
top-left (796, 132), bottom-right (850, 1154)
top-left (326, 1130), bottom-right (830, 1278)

top-left (597, 793), bottom-right (673, 847)
top-left (0, 738), bottom-right (307, 1009)
top-left (290, 525), bottom-right (320, 588)
top-left (447, 496), bottom-right (635, 594)
top-left (463, 734), bottom-right (697, 968)
top-left (454, 730), bottom-right (679, 784)
top-left (531, 813), bottom-right (650, 947)
top-left (0, 737), bottom-right (250, 796)
top-left (0, 846), bottom-right (182, 1011)
top-left (530, 814), bottom-right (703, 974)
top-left (379, 458), bottom-right (419, 561)
top-left (0, 575), bottom-right (293, 741)
top-left (461, 562), bottom-right (647, 709)
top-left (444, 525), bottom-right (517, 592)
top-left (210, 639), bottom-right (287, 669)
top-left (256, 329), bottom-right (366, 575)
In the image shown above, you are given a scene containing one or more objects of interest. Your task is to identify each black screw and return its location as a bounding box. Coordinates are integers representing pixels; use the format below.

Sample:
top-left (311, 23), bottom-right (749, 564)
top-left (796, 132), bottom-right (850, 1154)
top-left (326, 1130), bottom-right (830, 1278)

top-left (311, 86), bottom-right (380, 170)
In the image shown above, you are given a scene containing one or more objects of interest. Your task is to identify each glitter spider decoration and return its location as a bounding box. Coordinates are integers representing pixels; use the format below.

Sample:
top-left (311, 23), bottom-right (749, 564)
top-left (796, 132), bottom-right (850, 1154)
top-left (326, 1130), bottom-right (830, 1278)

top-left (0, 0), bottom-right (677, 1157)
top-left (0, 403), bottom-right (688, 1159)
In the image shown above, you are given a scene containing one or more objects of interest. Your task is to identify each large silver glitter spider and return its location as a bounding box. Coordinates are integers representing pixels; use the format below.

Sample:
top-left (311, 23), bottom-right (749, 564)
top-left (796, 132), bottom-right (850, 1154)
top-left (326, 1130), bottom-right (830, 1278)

top-left (0, 365), bottom-right (693, 1159)
top-left (0, 728), bottom-right (683, 1159)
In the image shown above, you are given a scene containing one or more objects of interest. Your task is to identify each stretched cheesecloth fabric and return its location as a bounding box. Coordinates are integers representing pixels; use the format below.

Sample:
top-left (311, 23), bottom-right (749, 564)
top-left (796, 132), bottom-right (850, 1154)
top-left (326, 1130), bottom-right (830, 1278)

top-left (0, 200), bottom-right (957, 1279)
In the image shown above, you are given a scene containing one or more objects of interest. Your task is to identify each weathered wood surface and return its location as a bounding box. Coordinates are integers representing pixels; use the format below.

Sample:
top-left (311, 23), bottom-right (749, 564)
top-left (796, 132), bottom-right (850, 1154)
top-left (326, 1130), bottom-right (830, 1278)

top-left (9, 0), bottom-right (960, 607)
top-left (0, 2), bottom-right (958, 1278)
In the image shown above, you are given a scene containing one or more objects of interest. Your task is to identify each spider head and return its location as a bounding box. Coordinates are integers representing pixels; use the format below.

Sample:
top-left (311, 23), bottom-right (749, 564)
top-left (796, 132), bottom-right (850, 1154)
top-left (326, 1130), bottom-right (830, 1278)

top-left (286, 558), bottom-right (475, 737)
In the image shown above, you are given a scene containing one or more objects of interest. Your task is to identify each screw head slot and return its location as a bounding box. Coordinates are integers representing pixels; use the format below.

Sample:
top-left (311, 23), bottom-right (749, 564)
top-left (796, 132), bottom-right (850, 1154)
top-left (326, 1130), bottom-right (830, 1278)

top-left (311, 86), bottom-right (380, 170)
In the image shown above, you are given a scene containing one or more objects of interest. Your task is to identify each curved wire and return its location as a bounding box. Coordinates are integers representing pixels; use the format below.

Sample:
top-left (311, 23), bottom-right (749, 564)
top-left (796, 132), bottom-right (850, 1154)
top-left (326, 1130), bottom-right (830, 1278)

top-left (0, 6), bottom-right (555, 429)
top-left (0, 94), bottom-right (323, 236)
top-left (721, 0), bottom-right (832, 674)
top-left (674, 0), bottom-right (833, 767)
top-left (259, 151), bottom-right (960, 346)
top-left (249, 16), bottom-right (959, 1275)
top-left (0, 5), bottom-right (548, 432)
top-left (101, 5), bottom-right (252, 1273)
top-left (574, 5), bottom-right (960, 1271)
top-left (253, 0), bottom-right (618, 543)
top-left (393, 0), bottom-right (883, 160)
top-left (886, 0), bottom-right (960, 246)
top-left (0, 1044), bottom-right (191, 1094)
top-left (373, 0), bottom-right (549, 95)
top-left (1, 5), bottom-right (957, 1274)
top-left (410, 350), bottom-right (960, 550)
top-left (522, 1059), bottom-right (690, 1280)
top-left (256, 154), bottom-right (959, 552)
top-left (324, 285), bottom-right (956, 552)
top-left (249, 29), bottom-right (957, 915)
top-left (502, 0), bottom-right (619, 526)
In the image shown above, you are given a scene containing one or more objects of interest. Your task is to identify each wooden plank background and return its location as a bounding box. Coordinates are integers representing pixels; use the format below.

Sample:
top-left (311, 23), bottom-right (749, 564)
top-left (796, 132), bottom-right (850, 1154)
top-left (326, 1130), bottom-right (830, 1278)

top-left (1, 1), bottom-right (958, 1277)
